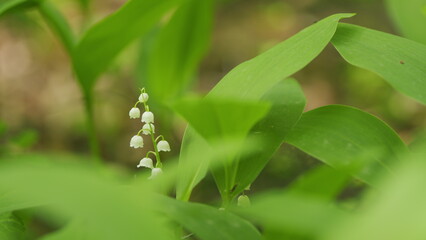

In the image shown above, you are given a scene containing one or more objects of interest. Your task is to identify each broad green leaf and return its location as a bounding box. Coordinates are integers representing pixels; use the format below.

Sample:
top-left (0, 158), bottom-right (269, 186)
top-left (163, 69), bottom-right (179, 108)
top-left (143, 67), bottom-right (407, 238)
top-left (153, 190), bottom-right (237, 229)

top-left (209, 13), bottom-right (354, 100)
top-left (0, 155), bottom-right (173, 240)
top-left (158, 196), bottom-right (261, 240)
top-left (322, 144), bottom-right (426, 240)
top-left (286, 105), bottom-right (408, 184)
top-left (145, 0), bottom-right (215, 101)
top-left (0, 0), bottom-right (36, 17)
top-left (0, 212), bottom-right (25, 240)
top-left (332, 23), bottom-right (426, 105)
top-left (176, 13), bottom-right (354, 201)
top-left (385, 0), bottom-right (426, 45)
top-left (173, 97), bottom-right (270, 142)
top-left (72, 0), bottom-right (182, 93)
top-left (231, 79), bottom-right (306, 198)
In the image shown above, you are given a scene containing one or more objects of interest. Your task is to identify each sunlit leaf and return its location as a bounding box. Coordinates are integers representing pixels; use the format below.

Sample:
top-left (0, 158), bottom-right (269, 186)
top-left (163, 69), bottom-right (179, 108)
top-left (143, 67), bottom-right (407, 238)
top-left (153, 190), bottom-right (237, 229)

top-left (332, 23), bottom-right (426, 105)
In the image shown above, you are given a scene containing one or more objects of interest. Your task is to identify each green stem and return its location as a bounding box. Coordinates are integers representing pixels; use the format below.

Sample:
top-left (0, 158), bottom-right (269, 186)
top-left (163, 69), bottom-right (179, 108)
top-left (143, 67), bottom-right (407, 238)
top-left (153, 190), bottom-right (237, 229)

top-left (149, 126), bottom-right (162, 168)
top-left (83, 91), bottom-right (101, 163)
top-left (38, 1), bottom-right (101, 162)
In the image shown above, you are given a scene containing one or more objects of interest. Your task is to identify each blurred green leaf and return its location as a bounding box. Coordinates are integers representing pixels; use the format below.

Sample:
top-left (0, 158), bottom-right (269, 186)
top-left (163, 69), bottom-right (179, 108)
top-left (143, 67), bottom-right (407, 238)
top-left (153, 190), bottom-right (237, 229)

top-left (286, 105), bottom-right (408, 184)
top-left (234, 191), bottom-right (347, 239)
top-left (173, 97), bottom-right (270, 142)
top-left (287, 165), bottom-right (351, 201)
top-left (11, 129), bottom-right (38, 148)
top-left (321, 144), bottom-right (426, 240)
top-left (72, 0), bottom-right (182, 94)
top-left (37, 0), bottom-right (76, 55)
top-left (0, 0), bottom-right (37, 17)
top-left (144, 0), bottom-right (215, 102)
top-left (176, 13), bottom-right (353, 201)
top-left (159, 196), bottom-right (261, 240)
top-left (231, 79), bottom-right (306, 198)
top-left (176, 128), bottom-right (212, 201)
top-left (0, 155), bottom-right (173, 240)
top-left (0, 121), bottom-right (6, 136)
top-left (332, 23), bottom-right (426, 105)
top-left (0, 212), bottom-right (25, 240)
top-left (41, 220), bottom-right (91, 240)
top-left (385, 0), bottom-right (426, 45)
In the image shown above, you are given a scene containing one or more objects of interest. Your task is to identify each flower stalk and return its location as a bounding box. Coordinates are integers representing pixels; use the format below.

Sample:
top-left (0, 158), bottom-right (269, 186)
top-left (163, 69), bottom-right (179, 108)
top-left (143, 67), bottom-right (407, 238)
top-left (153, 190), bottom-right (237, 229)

top-left (129, 88), bottom-right (171, 178)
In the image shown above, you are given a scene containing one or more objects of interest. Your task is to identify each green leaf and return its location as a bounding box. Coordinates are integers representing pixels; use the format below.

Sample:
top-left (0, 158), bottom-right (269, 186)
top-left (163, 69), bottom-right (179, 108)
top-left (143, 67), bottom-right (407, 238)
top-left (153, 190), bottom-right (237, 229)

top-left (332, 23), bottom-right (426, 105)
top-left (209, 13), bottom-right (354, 100)
top-left (0, 0), bottom-right (36, 17)
top-left (176, 13), bottom-right (354, 201)
top-left (231, 79), bottom-right (306, 197)
top-left (72, 0), bottom-right (182, 93)
top-left (158, 196), bottom-right (261, 240)
top-left (37, 0), bottom-right (76, 55)
top-left (234, 191), bottom-right (346, 239)
top-left (0, 155), bottom-right (173, 240)
top-left (385, 0), bottom-right (426, 45)
top-left (322, 144), bottom-right (426, 240)
top-left (0, 212), bottom-right (25, 240)
top-left (175, 128), bottom-right (212, 201)
top-left (285, 105), bottom-right (408, 184)
top-left (173, 97), bottom-right (269, 204)
top-left (41, 220), bottom-right (89, 240)
top-left (145, 0), bottom-right (215, 101)
top-left (287, 165), bottom-right (351, 201)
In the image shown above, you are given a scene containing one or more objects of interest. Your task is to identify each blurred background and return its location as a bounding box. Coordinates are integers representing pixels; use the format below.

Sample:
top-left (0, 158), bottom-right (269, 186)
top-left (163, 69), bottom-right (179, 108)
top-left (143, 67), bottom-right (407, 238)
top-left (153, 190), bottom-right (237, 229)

top-left (1, 0), bottom-right (425, 201)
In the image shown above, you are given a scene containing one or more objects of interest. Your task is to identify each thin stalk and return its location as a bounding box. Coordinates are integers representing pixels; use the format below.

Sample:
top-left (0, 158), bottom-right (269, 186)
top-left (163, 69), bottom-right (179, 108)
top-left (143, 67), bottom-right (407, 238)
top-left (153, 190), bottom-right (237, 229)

top-left (38, 1), bottom-right (102, 162)
top-left (83, 91), bottom-right (101, 163)
top-left (37, 1), bottom-right (76, 55)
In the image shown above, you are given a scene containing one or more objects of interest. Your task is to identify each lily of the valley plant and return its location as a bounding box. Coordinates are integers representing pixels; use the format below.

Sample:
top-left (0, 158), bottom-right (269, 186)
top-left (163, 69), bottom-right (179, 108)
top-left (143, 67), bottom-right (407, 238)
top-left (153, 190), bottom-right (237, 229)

top-left (129, 88), bottom-right (171, 179)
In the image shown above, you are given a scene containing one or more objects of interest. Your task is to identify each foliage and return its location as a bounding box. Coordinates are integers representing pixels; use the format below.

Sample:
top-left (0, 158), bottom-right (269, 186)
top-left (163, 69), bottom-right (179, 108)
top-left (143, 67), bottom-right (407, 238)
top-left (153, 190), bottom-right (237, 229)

top-left (1, 0), bottom-right (426, 239)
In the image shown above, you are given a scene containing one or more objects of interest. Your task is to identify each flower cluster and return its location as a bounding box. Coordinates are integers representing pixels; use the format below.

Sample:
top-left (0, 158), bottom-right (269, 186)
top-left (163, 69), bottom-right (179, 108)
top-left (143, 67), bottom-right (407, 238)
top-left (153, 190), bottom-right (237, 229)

top-left (129, 88), bottom-right (170, 179)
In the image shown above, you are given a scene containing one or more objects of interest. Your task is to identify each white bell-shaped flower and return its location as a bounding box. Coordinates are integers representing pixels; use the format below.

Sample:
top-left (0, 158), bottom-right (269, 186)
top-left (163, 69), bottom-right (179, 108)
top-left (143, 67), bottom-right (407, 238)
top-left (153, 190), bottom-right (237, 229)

top-left (142, 123), bottom-right (155, 135)
top-left (157, 140), bottom-right (170, 152)
top-left (141, 111), bottom-right (154, 123)
top-left (129, 107), bottom-right (141, 119)
top-left (149, 168), bottom-right (163, 179)
top-left (130, 135), bottom-right (144, 148)
top-left (137, 157), bottom-right (153, 169)
top-left (237, 195), bottom-right (251, 207)
top-left (138, 93), bottom-right (149, 103)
